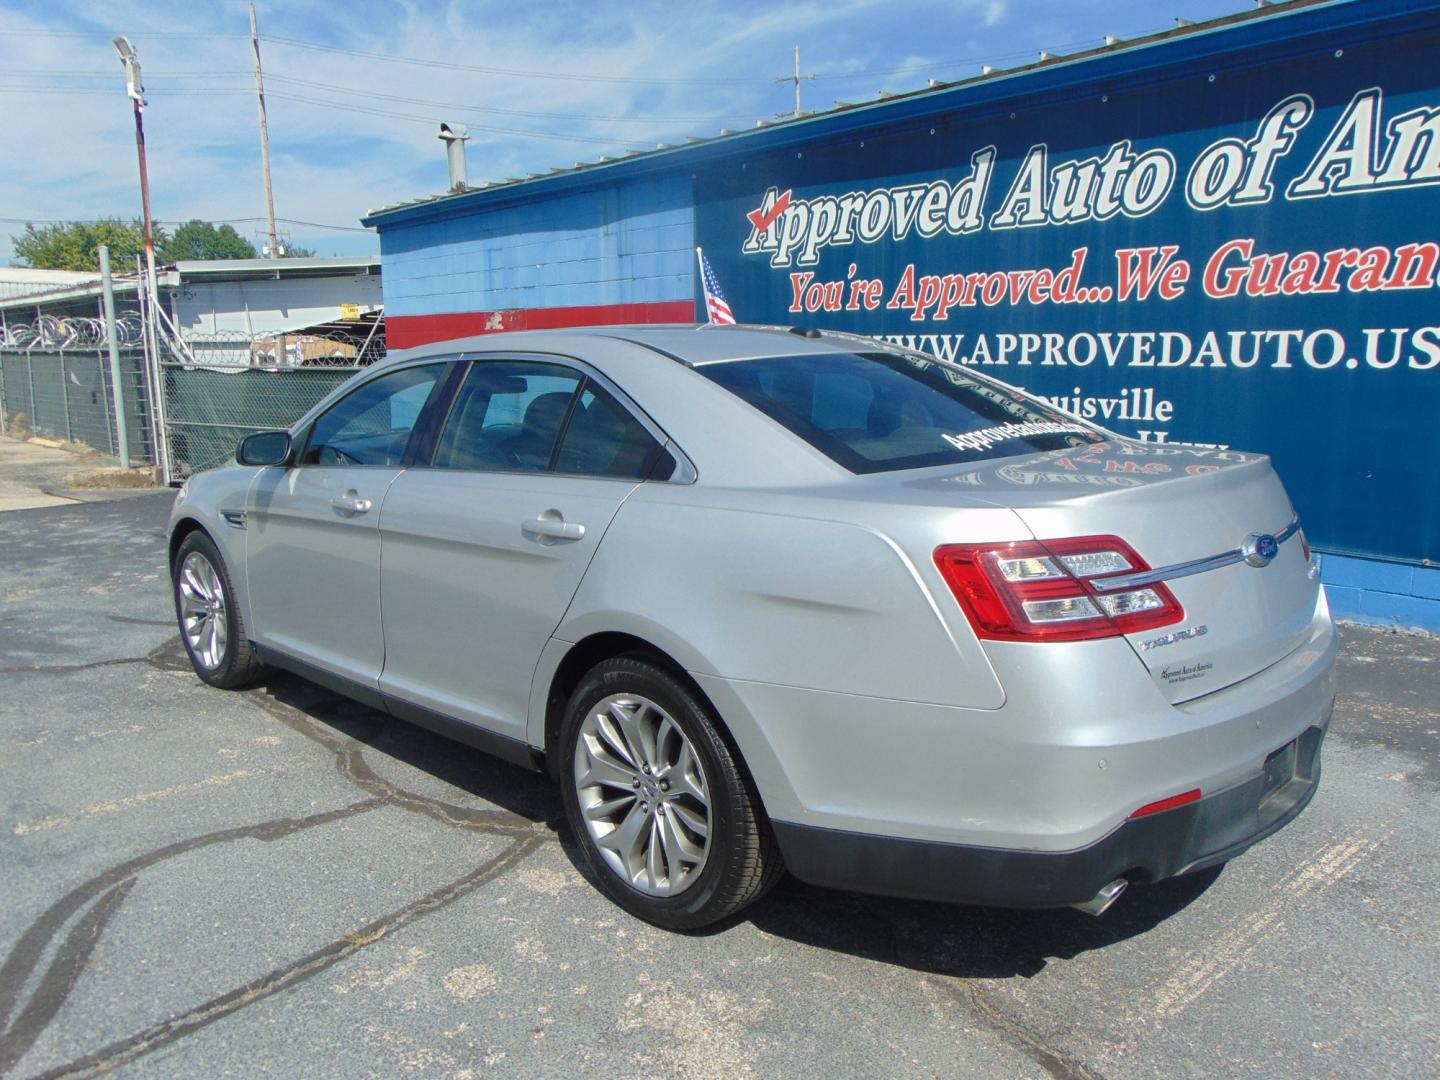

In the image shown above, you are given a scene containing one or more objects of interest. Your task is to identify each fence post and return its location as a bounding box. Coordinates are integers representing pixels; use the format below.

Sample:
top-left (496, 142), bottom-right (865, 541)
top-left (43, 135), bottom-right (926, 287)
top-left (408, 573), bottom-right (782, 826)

top-left (60, 349), bottom-right (73, 443)
top-left (99, 246), bottom-right (132, 468)
top-left (139, 263), bottom-right (171, 482)
top-left (26, 349), bottom-right (36, 433)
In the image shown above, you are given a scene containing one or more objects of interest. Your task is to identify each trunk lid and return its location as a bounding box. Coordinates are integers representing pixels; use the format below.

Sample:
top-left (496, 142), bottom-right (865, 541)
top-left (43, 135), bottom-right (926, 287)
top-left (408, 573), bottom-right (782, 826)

top-left (903, 439), bottom-right (1322, 702)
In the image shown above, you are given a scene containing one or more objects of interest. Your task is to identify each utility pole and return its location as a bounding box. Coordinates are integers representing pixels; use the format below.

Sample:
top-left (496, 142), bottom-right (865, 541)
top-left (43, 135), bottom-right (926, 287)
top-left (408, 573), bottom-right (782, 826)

top-left (775, 45), bottom-right (815, 119)
top-left (250, 2), bottom-right (281, 259)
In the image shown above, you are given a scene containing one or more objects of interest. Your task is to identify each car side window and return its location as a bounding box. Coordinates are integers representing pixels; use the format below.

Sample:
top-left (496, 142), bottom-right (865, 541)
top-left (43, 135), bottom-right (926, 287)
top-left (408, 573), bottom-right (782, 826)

top-left (301, 364), bottom-right (444, 467)
top-left (554, 382), bottom-right (663, 479)
top-left (434, 361), bottom-right (582, 472)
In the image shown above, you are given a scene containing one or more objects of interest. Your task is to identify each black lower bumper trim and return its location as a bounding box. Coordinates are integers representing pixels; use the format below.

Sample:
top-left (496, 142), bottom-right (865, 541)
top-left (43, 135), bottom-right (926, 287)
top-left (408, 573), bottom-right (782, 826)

top-left (773, 724), bottom-right (1325, 909)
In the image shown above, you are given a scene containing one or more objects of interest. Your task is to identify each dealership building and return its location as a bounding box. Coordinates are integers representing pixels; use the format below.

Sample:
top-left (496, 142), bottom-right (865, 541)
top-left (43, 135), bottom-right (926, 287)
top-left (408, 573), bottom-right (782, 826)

top-left (362, 0), bottom-right (1439, 630)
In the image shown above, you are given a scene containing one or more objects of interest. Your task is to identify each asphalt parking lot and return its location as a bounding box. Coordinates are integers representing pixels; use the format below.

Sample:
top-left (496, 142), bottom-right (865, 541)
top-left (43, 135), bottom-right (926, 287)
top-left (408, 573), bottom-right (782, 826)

top-left (2, 480), bottom-right (1437, 1079)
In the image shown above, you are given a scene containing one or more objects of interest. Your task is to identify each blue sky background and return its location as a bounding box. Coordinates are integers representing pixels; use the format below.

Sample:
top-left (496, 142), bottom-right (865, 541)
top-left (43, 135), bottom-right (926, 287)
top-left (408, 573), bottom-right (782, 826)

top-left (1, 0), bottom-right (1265, 263)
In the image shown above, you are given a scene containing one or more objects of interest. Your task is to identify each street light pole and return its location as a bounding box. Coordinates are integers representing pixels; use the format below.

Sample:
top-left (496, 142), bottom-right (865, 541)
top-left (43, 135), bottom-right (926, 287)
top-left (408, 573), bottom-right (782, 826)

top-left (113, 38), bottom-right (157, 292)
top-left (113, 35), bottom-right (169, 482)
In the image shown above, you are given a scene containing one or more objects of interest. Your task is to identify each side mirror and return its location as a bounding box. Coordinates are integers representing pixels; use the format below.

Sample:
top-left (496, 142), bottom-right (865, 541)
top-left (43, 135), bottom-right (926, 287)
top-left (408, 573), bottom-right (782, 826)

top-left (236, 430), bottom-right (293, 467)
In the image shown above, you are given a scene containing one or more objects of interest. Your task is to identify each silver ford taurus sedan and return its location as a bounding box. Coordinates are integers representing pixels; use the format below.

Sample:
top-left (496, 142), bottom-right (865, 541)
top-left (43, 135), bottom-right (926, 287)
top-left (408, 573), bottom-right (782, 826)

top-left (169, 325), bottom-right (1336, 929)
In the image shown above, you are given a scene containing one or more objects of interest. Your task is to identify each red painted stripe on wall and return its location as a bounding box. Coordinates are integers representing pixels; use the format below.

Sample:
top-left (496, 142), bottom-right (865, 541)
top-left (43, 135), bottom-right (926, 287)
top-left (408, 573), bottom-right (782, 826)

top-left (386, 300), bottom-right (698, 349)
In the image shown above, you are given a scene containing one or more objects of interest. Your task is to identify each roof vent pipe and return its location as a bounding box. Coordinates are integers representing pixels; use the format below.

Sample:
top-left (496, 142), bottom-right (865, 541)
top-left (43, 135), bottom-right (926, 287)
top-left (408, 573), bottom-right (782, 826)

top-left (439, 122), bottom-right (470, 192)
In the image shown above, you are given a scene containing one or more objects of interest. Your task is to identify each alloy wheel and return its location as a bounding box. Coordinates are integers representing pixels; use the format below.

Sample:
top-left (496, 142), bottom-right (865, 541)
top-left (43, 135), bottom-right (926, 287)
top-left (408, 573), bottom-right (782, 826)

top-left (573, 692), bottom-right (712, 897)
top-left (177, 551), bottom-right (228, 670)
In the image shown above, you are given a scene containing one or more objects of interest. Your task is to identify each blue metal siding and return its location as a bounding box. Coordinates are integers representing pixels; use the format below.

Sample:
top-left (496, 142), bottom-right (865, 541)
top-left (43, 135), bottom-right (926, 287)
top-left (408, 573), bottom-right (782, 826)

top-left (1324, 555), bottom-right (1440, 631)
top-left (378, 173), bottom-right (695, 317)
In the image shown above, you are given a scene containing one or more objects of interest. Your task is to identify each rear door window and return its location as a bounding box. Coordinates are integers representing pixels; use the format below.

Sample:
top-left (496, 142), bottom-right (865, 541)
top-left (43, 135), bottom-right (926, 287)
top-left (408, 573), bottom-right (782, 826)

top-left (698, 350), bottom-right (1104, 473)
top-left (434, 361), bottom-right (582, 471)
top-left (554, 382), bottom-right (664, 479)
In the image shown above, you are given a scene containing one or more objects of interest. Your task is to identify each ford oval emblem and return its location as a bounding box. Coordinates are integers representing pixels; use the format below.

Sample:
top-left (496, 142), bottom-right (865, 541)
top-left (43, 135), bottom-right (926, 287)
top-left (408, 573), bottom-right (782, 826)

top-left (1243, 532), bottom-right (1280, 568)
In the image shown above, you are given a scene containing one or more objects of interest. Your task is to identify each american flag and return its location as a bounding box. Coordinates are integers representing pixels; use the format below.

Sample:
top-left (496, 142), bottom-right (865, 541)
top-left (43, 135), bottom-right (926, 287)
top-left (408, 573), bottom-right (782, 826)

top-left (697, 248), bottom-right (736, 324)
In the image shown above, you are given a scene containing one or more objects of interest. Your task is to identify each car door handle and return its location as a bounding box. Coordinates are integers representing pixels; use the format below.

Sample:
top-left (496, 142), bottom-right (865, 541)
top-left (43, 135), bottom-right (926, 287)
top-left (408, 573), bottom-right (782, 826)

top-left (523, 514), bottom-right (586, 542)
top-left (331, 491), bottom-right (373, 515)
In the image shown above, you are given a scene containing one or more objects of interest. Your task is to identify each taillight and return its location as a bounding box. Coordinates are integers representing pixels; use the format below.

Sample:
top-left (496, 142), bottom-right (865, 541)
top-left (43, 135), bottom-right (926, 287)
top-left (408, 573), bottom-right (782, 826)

top-left (933, 535), bottom-right (1184, 642)
top-left (1298, 528), bottom-right (1311, 563)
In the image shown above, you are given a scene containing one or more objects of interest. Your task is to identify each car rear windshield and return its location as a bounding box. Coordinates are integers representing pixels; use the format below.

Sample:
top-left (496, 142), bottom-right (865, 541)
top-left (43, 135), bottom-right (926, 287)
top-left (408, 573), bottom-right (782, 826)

top-left (697, 349), bottom-right (1106, 473)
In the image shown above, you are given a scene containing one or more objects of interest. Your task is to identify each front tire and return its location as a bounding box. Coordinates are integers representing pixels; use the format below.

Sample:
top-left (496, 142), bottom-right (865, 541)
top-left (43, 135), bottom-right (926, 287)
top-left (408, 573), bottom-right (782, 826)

top-left (560, 657), bottom-right (782, 930)
top-left (172, 531), bottom-right (270, 689)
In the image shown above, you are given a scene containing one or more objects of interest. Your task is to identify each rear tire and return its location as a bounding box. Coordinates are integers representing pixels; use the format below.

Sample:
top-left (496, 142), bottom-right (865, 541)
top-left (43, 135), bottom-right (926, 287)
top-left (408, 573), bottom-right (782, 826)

top-left (560, 657), bottom-right (783, 930)
top-left (172, 531), bottom-right (271, 690)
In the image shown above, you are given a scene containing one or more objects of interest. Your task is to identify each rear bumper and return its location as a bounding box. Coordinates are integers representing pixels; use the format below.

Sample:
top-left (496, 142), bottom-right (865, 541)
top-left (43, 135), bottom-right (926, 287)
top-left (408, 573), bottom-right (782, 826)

top-left (773, 721), bottom-right (1327, 909)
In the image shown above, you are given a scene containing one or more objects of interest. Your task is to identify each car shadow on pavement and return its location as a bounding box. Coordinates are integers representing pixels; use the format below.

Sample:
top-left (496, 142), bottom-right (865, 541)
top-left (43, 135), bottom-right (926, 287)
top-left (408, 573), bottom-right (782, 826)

top-left (744, 867), bottom-right (1222, 979)
top-left (253, 668), bottom-right (1220, 980)
top-left (253, 672), bottom-right (565, 830)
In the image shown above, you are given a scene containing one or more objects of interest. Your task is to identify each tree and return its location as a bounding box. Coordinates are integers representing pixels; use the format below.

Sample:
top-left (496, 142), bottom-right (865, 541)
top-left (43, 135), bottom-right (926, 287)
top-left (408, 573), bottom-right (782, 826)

top-left (11, 219), bottom-right (162, 271)
top-left (11, 218), bottom-right (323, 270)
top-left (159, 220), bottom-right (257, 262)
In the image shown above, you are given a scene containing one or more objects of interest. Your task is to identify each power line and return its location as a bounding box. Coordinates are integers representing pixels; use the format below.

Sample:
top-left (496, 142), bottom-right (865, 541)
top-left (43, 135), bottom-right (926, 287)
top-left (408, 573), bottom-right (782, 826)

top-left (262, 74), bottom-right (751, 125)
top-left (229, 216), bottom-right (371, 233)
top-left (0, 26), bottom-right (762, 85)
top-left (0, 86), bottom-right (251, 96)
top-left (0, 69), bottom-right (252, 79)
top-left (1, 28), bottom-right (246, 39)
top-left (0, 68), bottom-right (752, 124)
top-left (258, 33), bottom-right (756, 86)
top-left (0, 84), bottom-right (682, 144)
top-left (263, 90), bottom-right (651, 143)
top-left (0, 215), bottom-right (373, 233)
top-left (259, 26), bottom-right (1186, 87)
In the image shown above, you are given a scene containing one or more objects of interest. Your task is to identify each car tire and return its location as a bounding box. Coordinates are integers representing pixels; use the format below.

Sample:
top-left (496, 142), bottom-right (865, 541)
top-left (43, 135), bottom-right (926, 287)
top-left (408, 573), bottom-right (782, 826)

top-left (172, 530), bottom-right (271, 690)
top-left (560, 657), bottom-right (783, 930)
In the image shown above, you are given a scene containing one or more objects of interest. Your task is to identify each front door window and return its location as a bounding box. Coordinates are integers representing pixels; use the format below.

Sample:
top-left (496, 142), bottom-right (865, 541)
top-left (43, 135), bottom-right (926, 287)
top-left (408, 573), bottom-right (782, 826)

top-left (302, 365), bottom-right (444, 467)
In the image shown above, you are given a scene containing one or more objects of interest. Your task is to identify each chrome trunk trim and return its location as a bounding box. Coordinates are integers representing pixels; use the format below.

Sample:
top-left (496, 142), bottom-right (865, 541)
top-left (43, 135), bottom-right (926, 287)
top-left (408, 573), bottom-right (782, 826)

top-left (1090, 516), bottom-right (1299, 592)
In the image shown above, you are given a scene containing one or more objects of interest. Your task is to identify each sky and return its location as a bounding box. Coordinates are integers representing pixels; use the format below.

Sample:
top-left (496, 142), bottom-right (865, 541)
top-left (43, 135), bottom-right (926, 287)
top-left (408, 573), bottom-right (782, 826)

top-left (0, 0), bottom-right (1266, 265)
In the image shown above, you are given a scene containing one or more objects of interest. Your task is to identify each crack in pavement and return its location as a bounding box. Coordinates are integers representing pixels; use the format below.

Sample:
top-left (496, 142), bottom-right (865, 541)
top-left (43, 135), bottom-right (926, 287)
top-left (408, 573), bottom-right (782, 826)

top-left (0, 638), bottom-right (195, 678)
top-left (0, 801), bottom-right (386, 1074)
top-left (929, 977), bottom-right (1106, 1080)
top-left (25, 834), bottom-right (545, 1080)
top-left (0, 657), bottom-right (154, 676)
top-left (0, 880), bottom-right (137, 1076)
top-left (2, 636), bottom-right (559, 1078)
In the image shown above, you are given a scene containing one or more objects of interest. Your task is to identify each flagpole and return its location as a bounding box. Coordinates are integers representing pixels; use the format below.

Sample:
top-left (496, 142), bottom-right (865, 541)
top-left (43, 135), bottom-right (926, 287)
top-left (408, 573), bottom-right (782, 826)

top-left (696, 247), bottom-right (711, 323)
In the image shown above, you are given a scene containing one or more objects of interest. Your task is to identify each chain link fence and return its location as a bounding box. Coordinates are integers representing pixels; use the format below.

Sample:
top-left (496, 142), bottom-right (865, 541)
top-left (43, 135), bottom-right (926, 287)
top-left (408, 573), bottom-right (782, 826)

top-left (0, 314), bottom-right (154, 463)
top-left (163, 327), bottom-right (385, 477)
top-left (1, 310), bottom-right (386, 479)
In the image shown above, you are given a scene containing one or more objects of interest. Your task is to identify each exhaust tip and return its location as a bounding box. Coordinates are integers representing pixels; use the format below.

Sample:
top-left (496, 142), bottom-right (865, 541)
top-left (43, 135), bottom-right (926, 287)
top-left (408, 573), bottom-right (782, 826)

top-left (1071, 878), bottom-right (1128, 917)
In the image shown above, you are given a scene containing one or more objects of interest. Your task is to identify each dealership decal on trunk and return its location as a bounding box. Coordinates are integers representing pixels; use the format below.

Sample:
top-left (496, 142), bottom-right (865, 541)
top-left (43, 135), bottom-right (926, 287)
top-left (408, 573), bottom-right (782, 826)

top-left (1161, 661), bottom-right (1215, 686)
